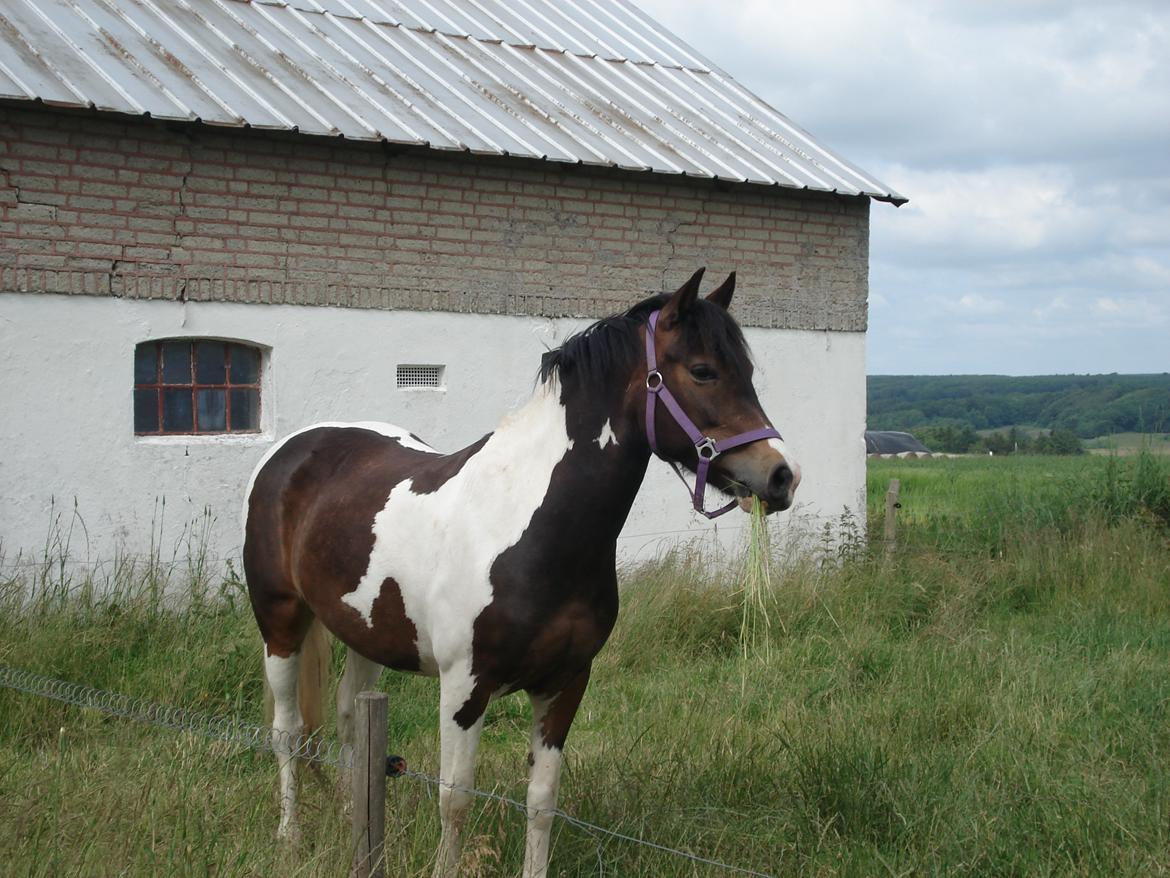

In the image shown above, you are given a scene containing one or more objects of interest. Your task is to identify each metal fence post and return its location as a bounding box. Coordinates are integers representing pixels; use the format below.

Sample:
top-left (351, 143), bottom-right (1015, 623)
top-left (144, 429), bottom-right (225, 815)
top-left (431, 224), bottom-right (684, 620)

top-left (351, 691), bottom-right (387, 878)
top-left (884, 478), bottom-right (901, 552)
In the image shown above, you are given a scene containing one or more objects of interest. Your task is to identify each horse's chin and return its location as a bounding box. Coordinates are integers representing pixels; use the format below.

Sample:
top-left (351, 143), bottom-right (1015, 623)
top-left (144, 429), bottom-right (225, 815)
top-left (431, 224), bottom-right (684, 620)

top-left (734, 494), bottom-right (792, 514)
top-left (733, 490), bottom-right (773, 514)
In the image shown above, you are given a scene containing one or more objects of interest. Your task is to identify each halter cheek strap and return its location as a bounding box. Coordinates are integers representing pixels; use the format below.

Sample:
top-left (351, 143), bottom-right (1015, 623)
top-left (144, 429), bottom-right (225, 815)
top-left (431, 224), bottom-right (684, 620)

top-left (644, 310), bottom-right (783, 519)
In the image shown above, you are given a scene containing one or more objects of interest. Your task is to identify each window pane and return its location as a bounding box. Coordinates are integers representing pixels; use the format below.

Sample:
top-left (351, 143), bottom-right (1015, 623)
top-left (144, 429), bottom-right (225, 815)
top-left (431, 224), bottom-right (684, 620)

top-left (162, 389), bottom-right (194, 432)
top-left (134, 344), bottom-right (157, 385)
top-left (195, 341), bottom-right (227, 385)
top-left (231, 345), bottom-right (260, 385)
top-left (162, 341), bottom-right (191, 384)
top-left (134, 388), bottom-right (158, 433)
top-left (197, 389), bottom-right (226, 431)
top-left (230, 388), bottom-right (259, 431)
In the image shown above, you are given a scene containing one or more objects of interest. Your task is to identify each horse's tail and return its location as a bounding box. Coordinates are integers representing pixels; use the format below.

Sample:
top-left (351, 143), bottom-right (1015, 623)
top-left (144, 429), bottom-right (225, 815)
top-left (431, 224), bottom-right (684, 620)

top-left (262, 617), bottom-right (333, 735)
top-left (298, 617), bottom-right (332, 734)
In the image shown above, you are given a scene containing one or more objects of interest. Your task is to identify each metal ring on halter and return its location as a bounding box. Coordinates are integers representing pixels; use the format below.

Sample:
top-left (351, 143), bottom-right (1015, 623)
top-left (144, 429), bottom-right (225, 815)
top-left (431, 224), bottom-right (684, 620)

top-left (646, 370), bottom-right (663, 391)
top-left (695, 437), bottom-right (719, 460)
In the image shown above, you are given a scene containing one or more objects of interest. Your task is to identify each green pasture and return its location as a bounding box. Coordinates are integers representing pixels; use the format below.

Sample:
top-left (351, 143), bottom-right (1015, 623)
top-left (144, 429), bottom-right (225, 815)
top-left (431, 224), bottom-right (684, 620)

top-left (2, 453), bottom-right (1170, 876)
top-left (1085, 432), bottom-right (1170, 454)
top-left (868, 453), bottom-right (1170, 552)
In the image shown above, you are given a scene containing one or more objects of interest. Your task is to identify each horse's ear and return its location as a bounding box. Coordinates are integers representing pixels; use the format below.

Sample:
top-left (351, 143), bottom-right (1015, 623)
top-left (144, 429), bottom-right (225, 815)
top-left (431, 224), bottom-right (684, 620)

top-left (661, 267), bottom-right (705, 327)
top-left (706, 272), bottom-right (736, 310)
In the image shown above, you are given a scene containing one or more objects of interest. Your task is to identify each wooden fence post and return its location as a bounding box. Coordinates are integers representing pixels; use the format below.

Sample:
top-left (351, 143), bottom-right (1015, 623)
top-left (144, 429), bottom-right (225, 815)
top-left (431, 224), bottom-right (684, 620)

top-left (351, 691), bottom-right (387, 878)
top-left (884, 479), bottom-right (901, 552)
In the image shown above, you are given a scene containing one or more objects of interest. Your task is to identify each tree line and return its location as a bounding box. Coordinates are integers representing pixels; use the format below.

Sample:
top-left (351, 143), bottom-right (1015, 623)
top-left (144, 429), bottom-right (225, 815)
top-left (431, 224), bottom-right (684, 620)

top-left (913, 424), bottom-right (1086, 455)
top-left (875, 374), bottom-right (1165, 433)
top-left (869, 374), bottom-right (1170, 448)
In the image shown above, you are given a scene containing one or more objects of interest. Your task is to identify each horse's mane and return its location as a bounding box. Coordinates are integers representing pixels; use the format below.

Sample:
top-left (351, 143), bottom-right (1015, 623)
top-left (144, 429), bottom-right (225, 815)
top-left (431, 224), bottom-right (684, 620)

top-left (538, 293), bottom-right (753, 390)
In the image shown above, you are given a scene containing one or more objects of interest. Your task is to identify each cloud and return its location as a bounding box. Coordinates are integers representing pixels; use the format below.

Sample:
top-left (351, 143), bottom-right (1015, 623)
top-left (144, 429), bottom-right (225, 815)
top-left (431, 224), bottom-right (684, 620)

top-left (1091, 296), bottom-right (1168, 327)
top-left (1031, 296), bottom-right (1070, 322)
top-left (949, 294), bottom-right (1008, 317)
top-left (634, 0), bottom-right (1170, 374)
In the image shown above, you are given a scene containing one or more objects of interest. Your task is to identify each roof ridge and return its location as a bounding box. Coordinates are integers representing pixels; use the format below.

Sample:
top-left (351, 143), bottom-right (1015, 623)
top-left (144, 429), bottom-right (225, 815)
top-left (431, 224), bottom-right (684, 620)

top-left (246, 0), bottom-right (706, 67)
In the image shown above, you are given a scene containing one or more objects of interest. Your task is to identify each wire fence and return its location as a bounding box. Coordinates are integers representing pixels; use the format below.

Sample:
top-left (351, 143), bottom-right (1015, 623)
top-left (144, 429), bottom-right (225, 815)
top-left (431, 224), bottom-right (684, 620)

top-left (1, 665), bottom-right (779, 878)
top-left (0, 665), bottom-right (349, 767)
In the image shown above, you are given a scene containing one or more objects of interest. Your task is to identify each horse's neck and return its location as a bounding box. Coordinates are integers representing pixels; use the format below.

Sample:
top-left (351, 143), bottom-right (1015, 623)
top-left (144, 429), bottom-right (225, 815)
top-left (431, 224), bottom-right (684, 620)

top-left (491, 377), bottom-right (650, 548)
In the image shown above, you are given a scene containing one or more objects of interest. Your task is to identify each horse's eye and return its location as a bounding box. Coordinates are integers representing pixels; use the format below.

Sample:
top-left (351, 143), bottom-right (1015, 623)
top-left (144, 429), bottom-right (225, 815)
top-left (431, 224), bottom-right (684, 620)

top-left (689, 364), bottom-right (717, 382)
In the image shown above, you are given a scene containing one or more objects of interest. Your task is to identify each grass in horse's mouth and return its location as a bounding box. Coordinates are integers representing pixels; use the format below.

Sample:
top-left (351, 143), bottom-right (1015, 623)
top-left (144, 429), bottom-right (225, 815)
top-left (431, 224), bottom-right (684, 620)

top-left (740, 496), bottom-right (781, 659)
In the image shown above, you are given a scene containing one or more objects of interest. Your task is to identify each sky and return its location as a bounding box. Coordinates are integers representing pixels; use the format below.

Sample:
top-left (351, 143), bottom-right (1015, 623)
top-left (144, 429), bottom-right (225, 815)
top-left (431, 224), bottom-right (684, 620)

top-left (634, 0), bottom-right (1170, 375)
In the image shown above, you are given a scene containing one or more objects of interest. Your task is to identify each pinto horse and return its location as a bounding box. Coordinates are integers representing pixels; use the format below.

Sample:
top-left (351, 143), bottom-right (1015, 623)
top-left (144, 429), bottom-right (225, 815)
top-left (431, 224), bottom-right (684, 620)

top-left (242, 269), bottom-right (800, 877)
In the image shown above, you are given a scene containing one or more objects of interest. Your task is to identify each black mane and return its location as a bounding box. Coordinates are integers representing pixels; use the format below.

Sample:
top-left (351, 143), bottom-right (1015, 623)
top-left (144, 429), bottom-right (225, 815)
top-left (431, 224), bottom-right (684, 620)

top-left (539, 293), bottom-right (753, 390)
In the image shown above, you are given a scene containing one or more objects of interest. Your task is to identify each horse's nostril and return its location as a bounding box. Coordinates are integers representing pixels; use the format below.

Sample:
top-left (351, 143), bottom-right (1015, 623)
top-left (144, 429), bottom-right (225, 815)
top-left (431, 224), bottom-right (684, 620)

top-left (768, 463), bottom-right (794, 500)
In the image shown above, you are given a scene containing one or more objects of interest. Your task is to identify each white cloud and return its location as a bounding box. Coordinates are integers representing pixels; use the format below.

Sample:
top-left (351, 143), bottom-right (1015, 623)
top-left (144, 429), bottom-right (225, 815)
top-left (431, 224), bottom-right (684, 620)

top-left (1031, 297), bottom-right (1070, 322)
top-left (1092, 296), bottom-right (1168, 326)
top-left (634, 0), bottom-right (1170, 373)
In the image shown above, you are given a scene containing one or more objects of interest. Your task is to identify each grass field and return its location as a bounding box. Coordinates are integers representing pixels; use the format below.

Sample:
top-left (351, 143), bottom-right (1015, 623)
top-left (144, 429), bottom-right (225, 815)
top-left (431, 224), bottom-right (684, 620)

top-left (3, 454), bottom-right (1170, 876)
top-left (1085, 433), bottom-right (1170, 455)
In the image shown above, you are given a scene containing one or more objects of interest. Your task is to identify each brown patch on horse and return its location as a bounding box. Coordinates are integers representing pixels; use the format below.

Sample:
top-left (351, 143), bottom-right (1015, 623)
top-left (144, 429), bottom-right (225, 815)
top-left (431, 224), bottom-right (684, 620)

top-left (539, 668), bottom-right (591, 750)
top-left (410, 433), bottom-right (491, 494)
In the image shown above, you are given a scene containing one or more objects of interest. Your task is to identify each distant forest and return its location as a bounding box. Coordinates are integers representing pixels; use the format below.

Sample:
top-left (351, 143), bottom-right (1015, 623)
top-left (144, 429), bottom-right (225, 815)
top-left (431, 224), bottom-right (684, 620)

top-left (869, 374), bottom-right (1170, 440)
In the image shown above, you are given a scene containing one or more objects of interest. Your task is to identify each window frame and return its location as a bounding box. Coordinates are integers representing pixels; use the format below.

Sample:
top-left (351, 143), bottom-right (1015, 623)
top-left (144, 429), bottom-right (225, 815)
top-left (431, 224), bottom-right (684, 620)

top-left (133, 338), bottom-right (264, 437)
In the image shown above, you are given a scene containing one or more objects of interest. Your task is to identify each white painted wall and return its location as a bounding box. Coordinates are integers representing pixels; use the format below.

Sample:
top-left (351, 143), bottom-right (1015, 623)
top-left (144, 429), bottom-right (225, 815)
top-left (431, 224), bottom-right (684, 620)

top-left (0, 294), bottom-right (865, 580)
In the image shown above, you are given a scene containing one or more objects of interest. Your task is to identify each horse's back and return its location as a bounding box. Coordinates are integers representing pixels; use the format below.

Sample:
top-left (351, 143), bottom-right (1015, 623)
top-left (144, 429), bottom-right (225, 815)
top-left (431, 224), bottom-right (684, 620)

top-left (245, 420), bottom-right (435, 527)
top-left (242, 422), bottom-right (435, 591)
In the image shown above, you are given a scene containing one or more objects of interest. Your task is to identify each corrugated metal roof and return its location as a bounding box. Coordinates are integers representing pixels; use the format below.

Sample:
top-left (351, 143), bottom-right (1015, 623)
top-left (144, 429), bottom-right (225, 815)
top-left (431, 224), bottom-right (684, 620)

top-left (0, 0), bottom-right (907, 204)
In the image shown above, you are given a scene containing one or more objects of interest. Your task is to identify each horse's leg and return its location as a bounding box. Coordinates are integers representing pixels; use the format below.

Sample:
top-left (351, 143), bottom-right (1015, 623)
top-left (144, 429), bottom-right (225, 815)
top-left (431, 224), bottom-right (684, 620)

top-left (260, 603), bottom-right (316, 843)
top-left (432, 676), bottom-right (490, 878)
top-left (336, 647), bottom-right (383, 796)
top-left (523, 667), bottom-right (591, 878)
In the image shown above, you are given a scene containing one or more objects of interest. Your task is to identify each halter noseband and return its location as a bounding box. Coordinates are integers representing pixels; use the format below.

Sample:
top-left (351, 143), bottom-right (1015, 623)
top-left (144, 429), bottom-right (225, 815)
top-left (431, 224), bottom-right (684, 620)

top-left (644, 309), bottom-right (783, 519)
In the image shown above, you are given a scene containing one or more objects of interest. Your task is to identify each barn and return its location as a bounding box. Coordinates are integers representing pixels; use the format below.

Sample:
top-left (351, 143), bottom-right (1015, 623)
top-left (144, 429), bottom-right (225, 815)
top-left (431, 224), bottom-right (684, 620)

top-left (0, 0), bottom-right (904, 579)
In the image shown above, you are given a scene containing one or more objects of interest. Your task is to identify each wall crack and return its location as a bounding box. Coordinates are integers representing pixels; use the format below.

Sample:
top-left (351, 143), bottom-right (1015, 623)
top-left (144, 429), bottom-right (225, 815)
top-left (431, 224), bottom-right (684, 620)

top-left (660, 186), bottom-right (712, 289)
top-left (1, 159), bottom-right (58, 215)
top-left (173, 129), bottom-right (195, 261)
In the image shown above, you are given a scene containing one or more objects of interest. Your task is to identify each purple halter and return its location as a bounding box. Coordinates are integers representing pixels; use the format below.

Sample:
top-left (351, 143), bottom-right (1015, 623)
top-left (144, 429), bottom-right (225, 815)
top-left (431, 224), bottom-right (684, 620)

top-left (644, 309), bottom-right (784, 519)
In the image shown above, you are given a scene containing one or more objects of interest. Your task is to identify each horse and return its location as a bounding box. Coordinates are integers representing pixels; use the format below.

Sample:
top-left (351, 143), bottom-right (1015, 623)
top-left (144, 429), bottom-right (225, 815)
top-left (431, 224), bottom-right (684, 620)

top-left (242, 268), bottom-right (801, 877)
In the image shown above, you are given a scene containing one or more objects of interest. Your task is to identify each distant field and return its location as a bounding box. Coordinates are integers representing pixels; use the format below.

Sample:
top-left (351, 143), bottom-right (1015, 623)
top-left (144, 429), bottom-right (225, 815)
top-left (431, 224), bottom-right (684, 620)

top-left (1085, 432), bottom-right (1170, 455)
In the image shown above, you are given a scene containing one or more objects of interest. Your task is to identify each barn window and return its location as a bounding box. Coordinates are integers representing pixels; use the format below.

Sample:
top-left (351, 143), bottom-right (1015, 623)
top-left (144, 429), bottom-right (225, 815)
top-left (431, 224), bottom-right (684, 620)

top-left (134, 340), bottom-right (262, 435)
top-left (397, 364), bottom-right (445, 390)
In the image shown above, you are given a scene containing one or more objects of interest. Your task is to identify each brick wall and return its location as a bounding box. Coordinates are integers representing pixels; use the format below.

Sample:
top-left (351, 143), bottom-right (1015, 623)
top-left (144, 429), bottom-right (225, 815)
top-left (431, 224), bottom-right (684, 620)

top-left (0, 102), bottom-right (869, 331)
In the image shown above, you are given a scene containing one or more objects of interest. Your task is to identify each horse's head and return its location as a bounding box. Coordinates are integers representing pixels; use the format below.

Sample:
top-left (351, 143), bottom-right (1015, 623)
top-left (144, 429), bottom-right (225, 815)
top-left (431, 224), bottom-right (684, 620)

top-left (643, 269), bottom-right (801, 514)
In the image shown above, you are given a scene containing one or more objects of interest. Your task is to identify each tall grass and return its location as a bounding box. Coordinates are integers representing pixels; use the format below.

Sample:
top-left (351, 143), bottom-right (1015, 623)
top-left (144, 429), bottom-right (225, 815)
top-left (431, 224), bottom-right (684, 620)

top-left (2, 455), bottom-right (1169, 875)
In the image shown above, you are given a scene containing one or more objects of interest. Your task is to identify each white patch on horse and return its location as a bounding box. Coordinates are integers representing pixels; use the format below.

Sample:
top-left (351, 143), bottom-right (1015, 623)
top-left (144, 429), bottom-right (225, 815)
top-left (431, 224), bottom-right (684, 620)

top-left (768, 437), bottom-right (801, 486)
top-left (594, 419), bottom-right (618, 449)
top-left (341, 384), bottom-right (574, 684)
top-left (524, 741), bottom-right (563, 877)
top-left (264, 652), bottom-right (303, 841)
top-left (765, 436), bottom-right (789, 459)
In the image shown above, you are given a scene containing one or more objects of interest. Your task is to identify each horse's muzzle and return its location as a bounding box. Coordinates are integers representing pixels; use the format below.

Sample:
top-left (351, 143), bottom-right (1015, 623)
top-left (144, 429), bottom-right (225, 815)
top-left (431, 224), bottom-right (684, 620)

top-left (733, 457), bottom-right (801, 513)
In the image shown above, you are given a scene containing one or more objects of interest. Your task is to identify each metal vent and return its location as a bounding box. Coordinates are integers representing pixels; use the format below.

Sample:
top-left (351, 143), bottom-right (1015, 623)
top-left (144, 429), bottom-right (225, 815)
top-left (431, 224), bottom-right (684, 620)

top-left (396, 364), bottom-right (445, 390)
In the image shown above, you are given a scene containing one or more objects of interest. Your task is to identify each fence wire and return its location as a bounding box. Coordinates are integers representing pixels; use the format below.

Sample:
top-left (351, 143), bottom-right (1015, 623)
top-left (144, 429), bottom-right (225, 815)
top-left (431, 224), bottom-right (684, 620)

top-left (393, 768), bottom-right (779, 878)
top-left (1, 665), bottom-right (778, 878)
top-left (0, 665), bottom-right (351, 768)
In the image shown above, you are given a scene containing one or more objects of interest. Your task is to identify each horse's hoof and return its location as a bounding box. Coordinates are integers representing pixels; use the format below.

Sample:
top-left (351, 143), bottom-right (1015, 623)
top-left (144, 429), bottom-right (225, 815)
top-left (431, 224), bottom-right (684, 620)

top-left (276, 824), bottom-right (302, 846)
